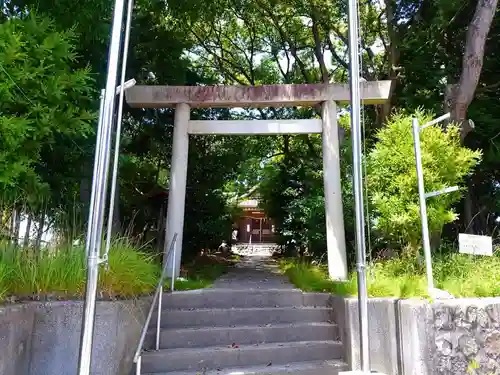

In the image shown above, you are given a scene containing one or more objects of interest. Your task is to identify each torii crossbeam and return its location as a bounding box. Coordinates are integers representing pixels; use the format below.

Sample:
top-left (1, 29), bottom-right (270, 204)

top-left (125, 81), bottom-right (392, 108)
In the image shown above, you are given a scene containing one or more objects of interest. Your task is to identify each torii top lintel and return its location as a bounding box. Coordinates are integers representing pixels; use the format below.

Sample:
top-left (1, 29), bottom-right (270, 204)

top-left (125, 80), bottom-right (392, 108)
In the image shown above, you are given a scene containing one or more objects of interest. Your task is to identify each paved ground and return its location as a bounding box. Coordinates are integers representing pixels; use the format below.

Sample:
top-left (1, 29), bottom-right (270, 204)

top-left (212, 250), bottom-right (295, 290)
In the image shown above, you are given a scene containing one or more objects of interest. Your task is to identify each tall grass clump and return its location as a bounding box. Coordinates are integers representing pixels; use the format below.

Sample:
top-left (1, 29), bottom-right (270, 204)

top-left (1, 245), bottom-right (86, 298)
top-left (100, 238), bottom-right (159, 298)
top-left (0, 238), bottom-right (160, 302)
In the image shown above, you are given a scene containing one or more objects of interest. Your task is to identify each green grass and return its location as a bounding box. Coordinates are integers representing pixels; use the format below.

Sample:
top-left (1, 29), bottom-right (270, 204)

top-left (280, 251), bottom-right (500, 298)
top-left (0, 239), bottom-right (160, 302)
top-left (169, 254), bottom-right (234, 291)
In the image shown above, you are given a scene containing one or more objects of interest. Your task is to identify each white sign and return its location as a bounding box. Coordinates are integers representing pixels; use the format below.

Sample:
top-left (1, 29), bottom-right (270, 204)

top-left (459, 233), bottom-right (493, 256)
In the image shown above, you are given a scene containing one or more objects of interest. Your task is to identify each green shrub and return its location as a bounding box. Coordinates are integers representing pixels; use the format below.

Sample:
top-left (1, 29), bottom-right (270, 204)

top-left (367, 110), bottom-right (481, 250)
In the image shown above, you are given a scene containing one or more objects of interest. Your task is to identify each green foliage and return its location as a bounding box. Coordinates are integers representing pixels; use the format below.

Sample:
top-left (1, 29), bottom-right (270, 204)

top-left (281, 248), bottom-right (500, 298)
top-left (2, 0), bottom-right (194, 241)
top-left (280, 259), bottom-right (356, 295)
top-left (99, 240), bottom-right (159, 298)
top-left (0, 12), bottom-right (95, 230)
top-left (433, 251), bottom-right (500, 297)
top-left (367, 111), bottom-right (481, 248)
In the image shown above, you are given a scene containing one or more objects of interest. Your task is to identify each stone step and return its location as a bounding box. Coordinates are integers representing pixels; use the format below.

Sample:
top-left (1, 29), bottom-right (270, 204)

top-left (159, 307), bottom-right (335, 329)
top-left (141, 340), bottom-right (344, 373)
top-left (161, 290), bottom-right (334, 310)
top-left (158, 322), bottom-right (339, 349)
top-left (142, 360), bottom-right (349, 375)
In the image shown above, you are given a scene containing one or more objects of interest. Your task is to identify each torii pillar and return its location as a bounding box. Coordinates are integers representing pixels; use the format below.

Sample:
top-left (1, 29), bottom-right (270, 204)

top-left (125, 81), bottom-right (392, 280)
top-left (322, 100), bottom-right (346, 280)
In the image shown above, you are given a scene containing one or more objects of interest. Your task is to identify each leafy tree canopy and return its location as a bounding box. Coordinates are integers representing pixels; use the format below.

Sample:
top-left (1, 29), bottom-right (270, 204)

top-left (0, 13), bottom-right (95, 211)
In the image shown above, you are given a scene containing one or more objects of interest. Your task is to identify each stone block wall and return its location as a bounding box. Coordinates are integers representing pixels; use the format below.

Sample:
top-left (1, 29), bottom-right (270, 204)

top-left (432, 299), bottom-right (500, 374)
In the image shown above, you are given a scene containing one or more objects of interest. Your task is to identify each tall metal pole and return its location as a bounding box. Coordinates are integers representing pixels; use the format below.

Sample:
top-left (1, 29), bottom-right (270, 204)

top-left (412, 118), bottom-right (435, 295)
top-left (77, 0), bottom-right (127, 373)
top-left (105, 0), bottom-right (135, 260)
top-left (347, 0), bottom-right (370, 372)
top-left (85, 89), bottom-right (106, 257)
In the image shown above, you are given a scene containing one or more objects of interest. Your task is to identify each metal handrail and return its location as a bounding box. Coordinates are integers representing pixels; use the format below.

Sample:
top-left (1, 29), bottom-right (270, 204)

top-left (133, 233), bottom-right (178, 374)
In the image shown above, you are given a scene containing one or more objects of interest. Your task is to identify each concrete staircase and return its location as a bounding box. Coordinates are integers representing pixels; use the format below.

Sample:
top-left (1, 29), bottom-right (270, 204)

top-left (142, 288), bottom-right (348, 375)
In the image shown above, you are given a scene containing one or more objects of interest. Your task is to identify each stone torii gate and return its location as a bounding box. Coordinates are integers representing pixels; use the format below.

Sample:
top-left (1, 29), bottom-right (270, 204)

top-left (125, 81), bottom-right (391, 280)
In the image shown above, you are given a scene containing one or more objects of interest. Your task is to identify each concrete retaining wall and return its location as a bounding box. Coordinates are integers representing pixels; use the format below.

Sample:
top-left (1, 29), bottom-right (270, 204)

top-left (0, 299), bottom-right (149, 375)
top-left (340, 298), bottom-right (400, 375)
top-left (0, 304), bottom-right (34, 375)
top-left (337, 296), bottom-right (500, 375)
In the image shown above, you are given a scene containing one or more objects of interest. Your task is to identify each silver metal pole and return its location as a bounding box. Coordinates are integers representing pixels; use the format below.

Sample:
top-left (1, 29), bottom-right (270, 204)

top-left (425, 186), bottom-right (459, 199)
top-left (412, 118), bottom-right (435, 295)
top-left (105, 0), bottom-right (135, 261)
top-left (85, 89), bottom-right (106, 257)
top-left (77, 0), bottom-right (127, 373)
top-left (347, 0), bottom-right (370, 372)
top-left (136, 356), bottom-right (141, 375)
top-left (171, 245), bottom-right (176, 292)
top-left (420, 112), bottom-right (450, 129)
top-left (156, 284), bottom-right (163, 351)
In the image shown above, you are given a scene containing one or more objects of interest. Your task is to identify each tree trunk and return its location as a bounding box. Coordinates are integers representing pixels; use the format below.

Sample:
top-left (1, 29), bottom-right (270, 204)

top-left (311, 7), bottom-right (329, 84)
top-left (23, 215), bottom-right (32, 248)
top-left (379, 0), bottom-right (399, 124)
top-left (13, 208), bottom-right (21, 245)
top-left (35, 210), bottom-right (46, 249)
top-left (447, 0), bottom-right (498, 139)
top-left (112, 180), bottom-right (122, 236)
top-left (430, 231), bottom-right (442, 251)
top-left (80, 175), bottom-right (91, 223)
top-left (445, 0), bottom-right (498, 234)
top-left (464, 185), bottom-right (474, 233)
